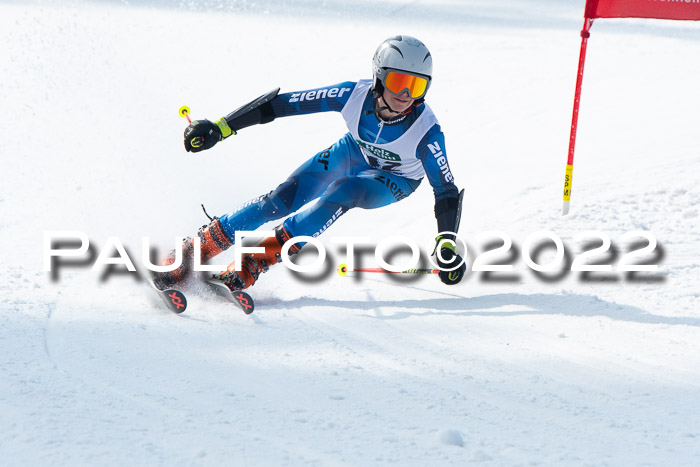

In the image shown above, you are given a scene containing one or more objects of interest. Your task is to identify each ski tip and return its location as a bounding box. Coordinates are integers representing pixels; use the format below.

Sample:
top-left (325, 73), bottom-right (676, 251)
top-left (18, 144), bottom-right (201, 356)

top-left (162, 288), bottom-right (188, 314)
top-left (205, 277), bottom-right (255, 314)
top-left (231, 291), bottom-right (255, 314)
top-left (337, 264), bottom-right (348, 276)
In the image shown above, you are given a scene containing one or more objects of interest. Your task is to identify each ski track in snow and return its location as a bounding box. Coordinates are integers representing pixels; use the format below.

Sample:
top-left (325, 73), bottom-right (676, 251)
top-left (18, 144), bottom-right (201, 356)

top-left (2, 1), bottom-right (700, 465)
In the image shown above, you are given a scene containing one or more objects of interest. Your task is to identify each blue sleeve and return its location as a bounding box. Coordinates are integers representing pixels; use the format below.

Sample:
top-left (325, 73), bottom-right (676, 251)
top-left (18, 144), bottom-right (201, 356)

top-left (271, 81), bottom-right (356, 118)
top-left (417, 124), bottom-right (459, 201)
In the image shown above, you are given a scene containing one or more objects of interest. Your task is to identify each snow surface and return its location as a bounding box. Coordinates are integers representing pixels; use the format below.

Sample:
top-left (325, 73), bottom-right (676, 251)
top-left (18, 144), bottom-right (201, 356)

top-left (2, 0), bottom-right (700, 465)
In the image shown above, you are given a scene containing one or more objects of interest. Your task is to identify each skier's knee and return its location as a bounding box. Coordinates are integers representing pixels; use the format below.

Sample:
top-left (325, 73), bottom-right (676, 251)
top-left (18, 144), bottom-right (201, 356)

top-left (262, 179), bottom-right (299, 217)
top-left (325, 177), bottom-right (362, 208)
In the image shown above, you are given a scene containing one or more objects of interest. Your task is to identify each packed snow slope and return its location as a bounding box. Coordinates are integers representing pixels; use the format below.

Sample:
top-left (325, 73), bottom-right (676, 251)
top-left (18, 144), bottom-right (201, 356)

top-left (2, 1), bottom-right (700, 465)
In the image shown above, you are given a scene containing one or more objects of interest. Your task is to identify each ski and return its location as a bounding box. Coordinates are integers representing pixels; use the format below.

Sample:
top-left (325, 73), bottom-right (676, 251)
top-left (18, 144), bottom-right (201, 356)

top-left (149, 281), bottom-right (188, 314)
top-left (206, 276), bottom-right (255, 314)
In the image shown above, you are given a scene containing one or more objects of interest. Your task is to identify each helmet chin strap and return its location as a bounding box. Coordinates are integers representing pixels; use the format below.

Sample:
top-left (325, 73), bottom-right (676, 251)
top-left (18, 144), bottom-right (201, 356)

top-left (364, 92), bottom-right (408, 117)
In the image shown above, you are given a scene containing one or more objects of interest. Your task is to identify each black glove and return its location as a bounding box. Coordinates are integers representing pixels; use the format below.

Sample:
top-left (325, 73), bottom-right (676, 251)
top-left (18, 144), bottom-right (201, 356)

top-left (435, 241), bottom-right (466, 285)
top-left (184, 120), bottom-right (222, 153)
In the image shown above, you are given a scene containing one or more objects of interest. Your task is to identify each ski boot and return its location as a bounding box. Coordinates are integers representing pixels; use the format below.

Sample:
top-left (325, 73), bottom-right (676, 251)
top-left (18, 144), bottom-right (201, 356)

top-left (209, 225), bottom-right (300, 292)
top-left (152, 217), bottom-right (233, 290)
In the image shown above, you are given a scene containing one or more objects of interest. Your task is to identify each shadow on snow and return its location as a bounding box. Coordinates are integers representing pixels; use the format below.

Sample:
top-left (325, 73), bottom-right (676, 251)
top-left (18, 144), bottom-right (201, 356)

top-left (264, 291), bottom-right (700, 328)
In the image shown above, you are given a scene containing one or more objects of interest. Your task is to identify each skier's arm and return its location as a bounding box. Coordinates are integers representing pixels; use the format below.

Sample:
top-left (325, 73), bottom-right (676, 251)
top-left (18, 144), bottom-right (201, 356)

top-left (417, 125), bottom-right (466, 285)
top-left (269, 82), bottom-right (356, 119)
top-left (184, 82), bottom-right (356, 153)
top-left (221, 82), bottom-right (356, 132)
top-left (417, 125), bottom-right (461, 235)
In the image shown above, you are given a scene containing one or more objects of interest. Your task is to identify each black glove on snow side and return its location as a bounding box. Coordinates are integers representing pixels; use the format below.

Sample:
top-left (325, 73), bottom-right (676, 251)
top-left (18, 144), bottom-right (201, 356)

top-left (184, 120), bottom-right (222, 153)
top-left (435, 243), bottom-right (466, 286)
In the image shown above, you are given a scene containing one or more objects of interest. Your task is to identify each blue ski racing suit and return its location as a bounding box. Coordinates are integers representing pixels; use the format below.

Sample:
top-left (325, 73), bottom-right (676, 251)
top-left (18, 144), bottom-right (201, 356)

top-left (213, 79), bottom-right (461, 241)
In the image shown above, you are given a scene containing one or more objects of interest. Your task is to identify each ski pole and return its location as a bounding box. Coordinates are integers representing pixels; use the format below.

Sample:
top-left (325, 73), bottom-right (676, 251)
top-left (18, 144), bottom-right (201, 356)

top-left (179, 105), bottom-right (192, 124)
top-left (337, 264), bottom-right (439, 276)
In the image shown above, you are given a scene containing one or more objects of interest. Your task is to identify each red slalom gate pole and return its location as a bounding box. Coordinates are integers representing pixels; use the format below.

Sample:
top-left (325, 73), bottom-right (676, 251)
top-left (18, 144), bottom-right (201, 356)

top-left (562, 17), bottom-right (594, 216)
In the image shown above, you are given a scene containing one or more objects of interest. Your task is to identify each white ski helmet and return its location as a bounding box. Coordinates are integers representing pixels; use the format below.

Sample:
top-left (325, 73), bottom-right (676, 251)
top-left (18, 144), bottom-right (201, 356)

top-left (372, 35), bottom-right (433, 101)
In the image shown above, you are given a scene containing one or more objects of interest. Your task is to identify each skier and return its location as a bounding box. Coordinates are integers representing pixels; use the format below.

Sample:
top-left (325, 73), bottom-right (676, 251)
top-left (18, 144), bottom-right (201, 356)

top-left (154, 35), bottom-right (466, 293)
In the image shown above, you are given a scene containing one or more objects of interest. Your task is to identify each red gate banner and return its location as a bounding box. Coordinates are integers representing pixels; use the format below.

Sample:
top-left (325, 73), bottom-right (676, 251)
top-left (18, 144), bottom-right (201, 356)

top-left (585, 0), bottom-right (700, 20)
top-left (562, 0), bottom-right (700, 215)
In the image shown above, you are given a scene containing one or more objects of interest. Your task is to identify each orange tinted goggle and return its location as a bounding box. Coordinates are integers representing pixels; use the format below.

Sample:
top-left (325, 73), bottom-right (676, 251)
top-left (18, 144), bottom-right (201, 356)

top-left (384, 71), bottom-right (429, 99)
